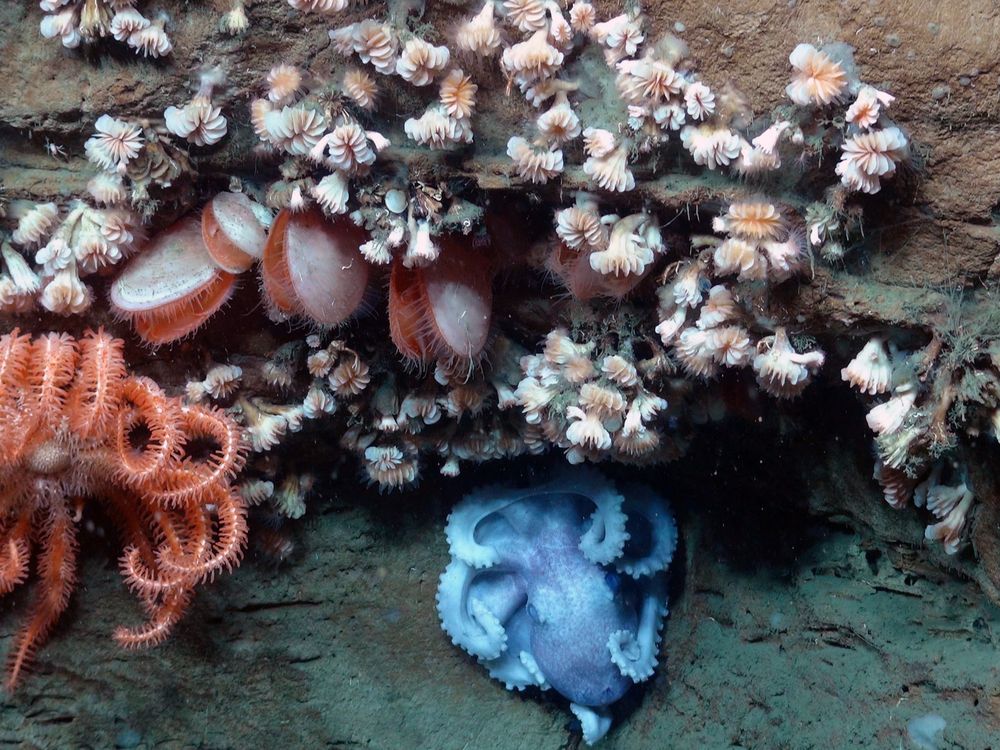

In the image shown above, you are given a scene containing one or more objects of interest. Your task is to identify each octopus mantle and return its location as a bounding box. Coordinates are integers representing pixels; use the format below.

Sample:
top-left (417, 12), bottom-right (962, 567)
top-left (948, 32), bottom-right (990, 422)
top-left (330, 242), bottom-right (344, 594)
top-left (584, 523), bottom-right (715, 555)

top-left (436, 468), bottom-right (677, 744)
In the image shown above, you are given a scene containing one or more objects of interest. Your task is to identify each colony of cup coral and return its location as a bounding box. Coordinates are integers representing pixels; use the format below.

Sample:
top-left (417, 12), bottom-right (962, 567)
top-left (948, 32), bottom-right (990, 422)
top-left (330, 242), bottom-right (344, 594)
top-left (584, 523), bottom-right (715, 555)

top-left (1, 0), bottom-right (999, 744)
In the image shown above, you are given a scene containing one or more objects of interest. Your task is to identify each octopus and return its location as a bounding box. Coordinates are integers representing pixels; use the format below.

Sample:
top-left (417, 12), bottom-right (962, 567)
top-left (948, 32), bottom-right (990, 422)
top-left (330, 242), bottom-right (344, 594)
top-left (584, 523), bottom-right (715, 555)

top-left (436, 467), bottom-right (677, 744)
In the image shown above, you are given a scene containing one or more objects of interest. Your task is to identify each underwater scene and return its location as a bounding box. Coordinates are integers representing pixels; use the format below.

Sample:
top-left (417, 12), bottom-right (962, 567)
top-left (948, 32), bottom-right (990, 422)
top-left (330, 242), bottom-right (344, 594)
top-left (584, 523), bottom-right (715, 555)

top-left (1, 0), bottom-right (1000, 747)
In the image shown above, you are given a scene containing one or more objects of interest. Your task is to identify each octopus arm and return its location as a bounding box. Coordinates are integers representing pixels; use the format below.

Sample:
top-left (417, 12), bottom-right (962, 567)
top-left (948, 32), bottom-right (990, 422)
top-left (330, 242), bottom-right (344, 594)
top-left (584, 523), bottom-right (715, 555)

top-left (445, 484), bottom-right (525, 568)
top-left (517, 650), bottom-right (551, 690)
top-left (481, 610), bottom-right (544, 691)
top-left (607, 575), bottom-right (669, 682)
top-left (569, 703), bottom-right (613, 745)
top-left (615, 483), bottom-right (678, 579)
top-left (510, 466), bottom-right (630, 565)
top-left (480, 650), bottom-right (536, 691)
top-left (436, 559), bottom-right (525, 660)
top-left (449, 467), bottom-right (632, 568)
top-left (576, 471), bottom-right (629, 565)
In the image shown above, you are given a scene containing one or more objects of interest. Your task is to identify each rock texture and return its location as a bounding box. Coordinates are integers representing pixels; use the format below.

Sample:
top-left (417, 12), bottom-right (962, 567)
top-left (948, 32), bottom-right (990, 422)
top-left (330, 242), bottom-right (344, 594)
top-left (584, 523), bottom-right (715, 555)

top-left (0, 0), bottom-right (996, 355)
top-left (2, 0), bottom-right (999, 287)
top-left (0, 439), bottom-right (998, 748)
top-left (2, 1), bottom-right (1000, 746)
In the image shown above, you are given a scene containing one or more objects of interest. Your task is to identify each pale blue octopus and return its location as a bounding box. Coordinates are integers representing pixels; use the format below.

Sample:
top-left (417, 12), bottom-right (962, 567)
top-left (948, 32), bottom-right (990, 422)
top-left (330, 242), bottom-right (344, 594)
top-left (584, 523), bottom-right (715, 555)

top-left (436, 468), bottom-right (677, 744)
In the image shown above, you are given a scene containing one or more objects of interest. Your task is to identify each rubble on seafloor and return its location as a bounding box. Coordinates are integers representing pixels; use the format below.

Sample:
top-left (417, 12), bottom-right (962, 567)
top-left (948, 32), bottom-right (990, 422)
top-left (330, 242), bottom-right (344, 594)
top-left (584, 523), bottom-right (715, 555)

top-left (2, 0), bottom-right (1000, 745)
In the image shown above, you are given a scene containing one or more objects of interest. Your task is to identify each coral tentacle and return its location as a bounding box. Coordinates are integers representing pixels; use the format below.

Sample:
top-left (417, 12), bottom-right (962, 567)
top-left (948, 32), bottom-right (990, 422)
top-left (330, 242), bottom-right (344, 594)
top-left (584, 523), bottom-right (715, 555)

top-left (0, 329), bottom-right (248, 688)
top-left (119, 546), bottom-right (188, 602)
top-left (113, 589), bottom-right (193, 649)
top-left (0, 514), bottom-right (32, 596)
top-left (158, 486), bottom-right (247, 582)
top-left (148, 405), bottom-right (248, 505)
top-left (27, 333), bottom-right (79, 423)
top-left (0, 330), bottom-right (33, 461)
top-left (114, 377), bottom-right (185, 488)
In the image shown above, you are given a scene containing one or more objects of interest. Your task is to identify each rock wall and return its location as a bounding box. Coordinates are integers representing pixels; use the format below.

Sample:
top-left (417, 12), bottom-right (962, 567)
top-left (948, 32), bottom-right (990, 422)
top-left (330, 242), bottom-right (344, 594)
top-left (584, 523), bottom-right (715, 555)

top-left (2, 1), bottom-right (1000, 745)
top-left (3, 0), bottom-right (999, 292)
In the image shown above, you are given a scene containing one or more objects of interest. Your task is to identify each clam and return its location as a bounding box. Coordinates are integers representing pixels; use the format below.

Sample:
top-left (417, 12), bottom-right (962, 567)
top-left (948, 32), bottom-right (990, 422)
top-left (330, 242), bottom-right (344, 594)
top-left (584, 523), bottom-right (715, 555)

top-left (389, 233), bottom-right (492, 368)
top-left (201, 191), bottom-right (270, 273)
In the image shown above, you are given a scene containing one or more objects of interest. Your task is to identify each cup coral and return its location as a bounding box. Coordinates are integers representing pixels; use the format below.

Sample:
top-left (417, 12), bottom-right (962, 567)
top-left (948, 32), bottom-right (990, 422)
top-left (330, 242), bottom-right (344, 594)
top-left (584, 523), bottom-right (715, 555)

top-left (39, 1), bottom-right (173, 56)
top-left (164, 68), bottom-right (228, 147)
top-left (841, 337), bottom-right (892, 396)
top-left (785, 43), bottom-right (848, 106)
top-left (455, 2), bottom-right (502, 55)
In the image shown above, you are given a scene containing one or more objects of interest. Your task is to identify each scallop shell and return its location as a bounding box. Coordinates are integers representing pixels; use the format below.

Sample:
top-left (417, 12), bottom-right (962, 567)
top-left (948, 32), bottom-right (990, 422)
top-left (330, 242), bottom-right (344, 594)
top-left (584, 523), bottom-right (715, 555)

top-left (384, 189), bottom-right (408, 214)
top-left (261, 207), bottom-right (370, 326)
top-left (111, 218), bottom-right (236, 344)
top-left (202, 192), bottom-right (269, 273)
top-left (388, 234), bottom-right (493, 364)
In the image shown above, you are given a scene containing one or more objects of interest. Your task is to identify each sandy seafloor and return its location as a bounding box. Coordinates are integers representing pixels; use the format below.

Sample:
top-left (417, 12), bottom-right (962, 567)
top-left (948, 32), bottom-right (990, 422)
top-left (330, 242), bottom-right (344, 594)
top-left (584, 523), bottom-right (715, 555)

top-left (0, 458), bottom-right (997, 750)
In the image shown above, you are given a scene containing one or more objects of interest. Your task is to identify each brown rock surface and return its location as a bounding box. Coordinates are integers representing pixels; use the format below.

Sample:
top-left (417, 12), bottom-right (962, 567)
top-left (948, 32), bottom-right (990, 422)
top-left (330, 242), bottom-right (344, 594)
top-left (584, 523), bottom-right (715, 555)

top-left (2, 0), bottom-right (999, 303)
top-left (2, 2), bottom-right (1000, 746)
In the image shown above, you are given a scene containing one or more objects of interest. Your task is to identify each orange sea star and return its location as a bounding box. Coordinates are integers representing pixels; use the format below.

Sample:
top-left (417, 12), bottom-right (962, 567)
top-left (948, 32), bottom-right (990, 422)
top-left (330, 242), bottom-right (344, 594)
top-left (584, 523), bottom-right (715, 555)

top-left (0, 328), bottom-right (248, 689)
